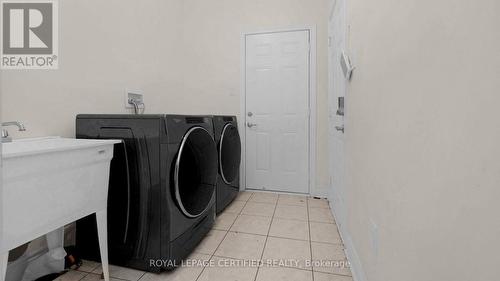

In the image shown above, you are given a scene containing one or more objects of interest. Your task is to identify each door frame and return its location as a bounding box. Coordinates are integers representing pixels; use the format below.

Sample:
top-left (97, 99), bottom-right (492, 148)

top-left (239, 25), bottom-right (317, 195)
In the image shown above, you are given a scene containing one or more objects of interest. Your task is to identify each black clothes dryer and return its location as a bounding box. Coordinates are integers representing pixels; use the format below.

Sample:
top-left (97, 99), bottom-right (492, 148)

top-left (75, 114), bottom-right (217, 272)
top-left (212, 116), bottom-right (241, 213)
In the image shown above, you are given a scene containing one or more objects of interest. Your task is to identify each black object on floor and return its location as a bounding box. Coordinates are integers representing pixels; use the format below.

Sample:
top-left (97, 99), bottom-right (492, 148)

top-left (75, 115), bottom-right (217, 272)
top-left (64, 246), bottom-right (83, 270)
top-left (34, 272), bottom-right (65, 281)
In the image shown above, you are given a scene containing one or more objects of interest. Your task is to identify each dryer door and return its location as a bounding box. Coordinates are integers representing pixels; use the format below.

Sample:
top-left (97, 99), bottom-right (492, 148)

top-left (174, 126), bottom-right (217, 218)
top-left (219, 123), bottom-right (241, 184)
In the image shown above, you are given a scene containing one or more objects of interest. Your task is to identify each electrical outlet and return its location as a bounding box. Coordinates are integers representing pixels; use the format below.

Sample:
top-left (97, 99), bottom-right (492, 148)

top-left (125, 89), bottom-right (144, 108)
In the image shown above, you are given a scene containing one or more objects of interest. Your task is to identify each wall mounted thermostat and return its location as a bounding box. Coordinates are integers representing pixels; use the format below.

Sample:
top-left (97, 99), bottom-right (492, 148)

top-left (340, 51), bottom-right (354, 81)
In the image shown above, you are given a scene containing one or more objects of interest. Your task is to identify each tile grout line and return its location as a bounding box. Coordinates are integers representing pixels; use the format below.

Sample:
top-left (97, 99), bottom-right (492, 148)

top-left (76, 270), bottom-right (88, 281)
top-left (73, 261), bottom-right (98, 280)
top-left (74, 259), bottom-right (146, 281)
top-left (311, 199), bottom-right (354, 279)
top-left (81, 193), bottom-right (318, 281)
top-left (228, 212), bottom-right (310, 222)
top-left (210, 254), bottom-right (315, 272)
top-left (136, 271), bottom-right (146, 281)
top-left (218, 230), bottom-right (343, 246)
top-left (74, 196), bottom-right (339, 281)
top-left (307, 197), bottom-right (315, 281)
top-left (250, 200), bottom-right (308, 207)
top-left (75, 269), bottom-right (142, 281)
top-left (194, 192), bottom-right (254, 281)
top-left (308, 198), bottom-right (354, 279)
top-left (252, 194), bottom-right (279, 281)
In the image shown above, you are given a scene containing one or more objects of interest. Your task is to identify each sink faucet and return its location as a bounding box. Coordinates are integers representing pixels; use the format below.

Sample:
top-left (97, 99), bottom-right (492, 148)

top-left (2, 121), bottom-right (26, 143)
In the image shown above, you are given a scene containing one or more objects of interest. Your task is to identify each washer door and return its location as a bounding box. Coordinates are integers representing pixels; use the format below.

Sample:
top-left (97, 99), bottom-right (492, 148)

top-left (219, 124), bottom-right (242, 184)
top-left (175, 126), bottom-right (217, 218)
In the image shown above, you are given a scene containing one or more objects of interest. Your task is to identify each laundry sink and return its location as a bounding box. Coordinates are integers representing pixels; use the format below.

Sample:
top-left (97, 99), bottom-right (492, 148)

top-left (1, 136), bottom-right (120, 281)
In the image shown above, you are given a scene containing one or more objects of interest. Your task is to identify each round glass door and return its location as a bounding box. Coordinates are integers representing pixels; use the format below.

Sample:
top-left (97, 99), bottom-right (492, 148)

top-left (219, 124), bottom-right (241, 184)
top-left (174, 127), bottom-right (217, 218)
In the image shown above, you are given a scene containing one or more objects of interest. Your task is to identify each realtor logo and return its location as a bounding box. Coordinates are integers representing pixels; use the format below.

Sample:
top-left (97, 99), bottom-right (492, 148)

top-left (1, 0), bottom-right (58, 69)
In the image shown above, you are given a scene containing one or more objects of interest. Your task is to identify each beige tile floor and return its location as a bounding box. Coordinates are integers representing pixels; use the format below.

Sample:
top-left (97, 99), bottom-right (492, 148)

top-left (58, 192), bottom-right (352, 281)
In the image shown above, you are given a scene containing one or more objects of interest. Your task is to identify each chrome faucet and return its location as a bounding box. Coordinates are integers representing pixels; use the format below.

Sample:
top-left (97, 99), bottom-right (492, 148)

top-left (2, 121), bottom-right (26, 143)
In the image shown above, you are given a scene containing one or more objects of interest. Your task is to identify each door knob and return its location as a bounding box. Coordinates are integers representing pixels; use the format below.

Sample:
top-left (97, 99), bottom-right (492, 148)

top-left (247, 122), bottom-right (257, 128)
top-left (247, 112), bottom-right (253, 117)
top-left (335, 126), bottom-right (344, 133)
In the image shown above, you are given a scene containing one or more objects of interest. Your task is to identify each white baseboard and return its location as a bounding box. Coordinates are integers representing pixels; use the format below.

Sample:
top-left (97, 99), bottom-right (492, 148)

top-left (329, 199), bottom-right (368, 281)
top-left (311, 185), bottom-right (329, 198)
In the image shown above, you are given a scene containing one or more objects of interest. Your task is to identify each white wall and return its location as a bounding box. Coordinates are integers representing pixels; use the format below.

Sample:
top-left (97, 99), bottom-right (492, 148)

top-left (338, 0), bottom-right (500, 280)
top-left (0, 70), bottom-right (3, 257)
top-left (0, 0), bottom-right (330, 194)
top-left (179, 0), bottom-right (330, 193)
top-left (0, 0), bottom-right (183, 137)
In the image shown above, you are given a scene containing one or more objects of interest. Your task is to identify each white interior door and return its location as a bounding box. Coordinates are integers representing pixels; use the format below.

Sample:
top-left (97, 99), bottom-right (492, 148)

top-left (245, 30), bottom-right (310, 194)
top-left (328, 0), bottom-right (347, 225)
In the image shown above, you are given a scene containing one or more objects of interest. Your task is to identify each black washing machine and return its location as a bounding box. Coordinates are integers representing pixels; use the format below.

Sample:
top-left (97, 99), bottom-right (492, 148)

top-left (212, 116), bottom-right (241, 214)
top-left (75, 114), bottom-right (217, 272)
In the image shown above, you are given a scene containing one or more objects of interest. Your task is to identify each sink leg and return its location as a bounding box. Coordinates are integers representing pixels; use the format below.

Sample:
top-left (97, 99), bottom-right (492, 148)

top-left (0, 252), bottom-right (8, 281)
top-left (96, 210), bottom-right (110, 281)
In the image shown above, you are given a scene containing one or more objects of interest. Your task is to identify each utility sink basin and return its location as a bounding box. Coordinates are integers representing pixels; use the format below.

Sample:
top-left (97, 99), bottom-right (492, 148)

top-left (1, 137), bottom-right (120, 281)
top-left (2, 137), bottom-right (118, 158)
